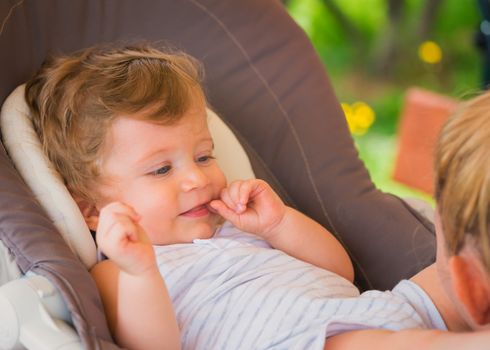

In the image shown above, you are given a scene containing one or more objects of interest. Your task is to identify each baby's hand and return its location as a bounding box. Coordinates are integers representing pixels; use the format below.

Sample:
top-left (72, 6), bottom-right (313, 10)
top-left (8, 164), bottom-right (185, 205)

top-left (209, 179), bottom-right (286, 239)
top-left (96, 202), bottom-right (156, 276)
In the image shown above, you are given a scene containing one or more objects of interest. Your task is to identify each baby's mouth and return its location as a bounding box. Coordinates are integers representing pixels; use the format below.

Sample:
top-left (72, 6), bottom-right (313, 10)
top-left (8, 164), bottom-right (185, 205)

top-left (180, 203), bottom-right (210, 218)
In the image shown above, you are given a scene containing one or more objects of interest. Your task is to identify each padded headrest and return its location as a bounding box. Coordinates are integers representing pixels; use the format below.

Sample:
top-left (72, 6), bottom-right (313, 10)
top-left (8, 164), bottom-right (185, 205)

top-left (0, 85), bottom-right (254, 268)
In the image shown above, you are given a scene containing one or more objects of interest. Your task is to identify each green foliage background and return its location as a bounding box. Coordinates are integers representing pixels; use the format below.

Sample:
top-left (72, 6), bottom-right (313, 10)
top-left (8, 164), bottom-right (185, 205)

top-left (286, 0), bottom-right (482, 202)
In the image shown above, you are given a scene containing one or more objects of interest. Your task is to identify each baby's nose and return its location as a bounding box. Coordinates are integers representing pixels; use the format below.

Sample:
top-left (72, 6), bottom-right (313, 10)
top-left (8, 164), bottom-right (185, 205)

top-left (180, 165), bottom-right (210, 192)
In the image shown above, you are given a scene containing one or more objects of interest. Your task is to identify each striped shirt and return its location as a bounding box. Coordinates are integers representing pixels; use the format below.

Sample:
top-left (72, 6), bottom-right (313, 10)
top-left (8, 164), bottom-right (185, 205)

top-left (154, 222), bottom-right (446, 350)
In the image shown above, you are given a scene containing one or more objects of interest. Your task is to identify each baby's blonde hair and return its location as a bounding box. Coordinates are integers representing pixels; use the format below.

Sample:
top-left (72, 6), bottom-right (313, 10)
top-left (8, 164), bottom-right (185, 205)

top-left (434, 90), bottom-right (490, 270)
top-left (25, 44), bottom-right (204, 203)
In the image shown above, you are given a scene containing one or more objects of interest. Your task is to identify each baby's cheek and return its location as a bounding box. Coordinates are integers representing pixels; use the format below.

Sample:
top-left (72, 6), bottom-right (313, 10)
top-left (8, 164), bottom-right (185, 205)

top-left (214, 170), bottom-right (227, 195)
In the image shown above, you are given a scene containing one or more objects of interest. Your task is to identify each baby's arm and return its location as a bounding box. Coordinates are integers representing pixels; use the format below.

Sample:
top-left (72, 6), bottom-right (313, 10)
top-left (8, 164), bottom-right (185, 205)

top-left (325, 264), bottom-right (488, 349)
top-left (209, 179), bottom-right (354, 281)
top-left (324, 328), bottom-right (490, 350)
top-left (90, 202), bottom-right (180, 350)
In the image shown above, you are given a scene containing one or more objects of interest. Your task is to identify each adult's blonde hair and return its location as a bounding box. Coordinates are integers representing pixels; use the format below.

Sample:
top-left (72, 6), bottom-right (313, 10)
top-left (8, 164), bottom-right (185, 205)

top-left (434, 90), bottom-right (490, 271)
top-left (25, 44), bottom-right (204, 203)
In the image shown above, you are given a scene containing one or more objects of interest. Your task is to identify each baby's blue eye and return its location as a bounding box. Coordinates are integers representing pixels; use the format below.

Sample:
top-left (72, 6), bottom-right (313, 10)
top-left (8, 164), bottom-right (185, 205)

top-left (197, 155), bottom-right (215, 164)
top-left (152, 165), bottom-right (171, 176)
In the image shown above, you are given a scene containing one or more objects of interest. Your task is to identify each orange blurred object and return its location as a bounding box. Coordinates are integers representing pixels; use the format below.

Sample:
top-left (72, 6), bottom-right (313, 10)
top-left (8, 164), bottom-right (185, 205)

top-left (393, 88), bottom-right (459, 195)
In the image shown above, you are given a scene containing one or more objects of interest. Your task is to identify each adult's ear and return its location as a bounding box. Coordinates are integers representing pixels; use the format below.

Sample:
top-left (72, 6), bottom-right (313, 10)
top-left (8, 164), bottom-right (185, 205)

top-left (74, 197), bottom-right (100, 231)
top-left (449, 254), bottom-right (490, 327)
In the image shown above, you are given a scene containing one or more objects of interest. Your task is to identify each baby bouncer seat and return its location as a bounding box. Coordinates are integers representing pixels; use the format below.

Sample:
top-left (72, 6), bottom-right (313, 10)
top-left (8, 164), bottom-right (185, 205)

top-left (0, 1), bottom-right (436, 349)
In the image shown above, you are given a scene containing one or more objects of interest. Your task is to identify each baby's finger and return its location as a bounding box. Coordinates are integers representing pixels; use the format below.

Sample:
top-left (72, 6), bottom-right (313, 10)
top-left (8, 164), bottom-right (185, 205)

top-left (237, 180), bottom-right (254, 212)
top-left (113, 213), bottom-right (140, 242)
top-left (115, 202), bottom-right (141, 222)
top-left (209, 200), bottom-right (239, 223)
top-left (220, 187), bottom-right (238, 212)
top-left (97, 211), bottom-right (138, 246)
top-left (97, 203), bottom-right (139, 236)
top-left (227, 180), bottom-right (242, 201)
top-left (96, 214), bottom-right (117, 242)
top-left (102, 214), bottom-right (139, 249)
top-left (101, 201), bottom-right (141, 223)
top-left (226, 181), bottom-right (246, 213)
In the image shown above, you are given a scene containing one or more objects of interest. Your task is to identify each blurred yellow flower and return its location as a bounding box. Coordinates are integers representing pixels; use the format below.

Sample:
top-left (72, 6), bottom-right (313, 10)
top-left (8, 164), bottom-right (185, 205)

top-left (341, 101), bottom-right (376, 136)
top-left (418, 41), bottom-right (442, 64)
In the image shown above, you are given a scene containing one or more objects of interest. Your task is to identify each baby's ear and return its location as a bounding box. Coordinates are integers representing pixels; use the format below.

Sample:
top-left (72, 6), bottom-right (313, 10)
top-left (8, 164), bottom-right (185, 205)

top-left (74, 197), bottom-right (100, 231)
top-left (449, 254), bottom-right (490, 327)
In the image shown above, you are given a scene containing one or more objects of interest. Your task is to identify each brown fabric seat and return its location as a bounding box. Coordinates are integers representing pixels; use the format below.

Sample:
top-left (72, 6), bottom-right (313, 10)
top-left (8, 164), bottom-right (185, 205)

top-left (0, 1), bottom-right (435, 348)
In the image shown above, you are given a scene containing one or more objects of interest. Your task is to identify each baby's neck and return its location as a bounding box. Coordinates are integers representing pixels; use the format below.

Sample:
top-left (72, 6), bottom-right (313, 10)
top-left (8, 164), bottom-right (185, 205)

top-left (411, 264), bottom-right (470, 331)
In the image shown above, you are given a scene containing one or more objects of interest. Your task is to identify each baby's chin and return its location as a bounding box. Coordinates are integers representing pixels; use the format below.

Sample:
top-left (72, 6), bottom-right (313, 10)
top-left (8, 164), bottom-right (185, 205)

top-left (178, 216), bottom-right (224, 243)
top-left (194, 215), bottom-right (224, 239)
top-left (151, 215), bottom-right (225, 245)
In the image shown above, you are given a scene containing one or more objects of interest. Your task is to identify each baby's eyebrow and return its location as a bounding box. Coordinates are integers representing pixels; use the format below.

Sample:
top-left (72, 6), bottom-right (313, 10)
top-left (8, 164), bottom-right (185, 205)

top-left (135, 147), bottom-right (171, 167)
top-left (135, 137), bottom-right (214, 166)
top-left (195, 136), bottom-right (214, 148)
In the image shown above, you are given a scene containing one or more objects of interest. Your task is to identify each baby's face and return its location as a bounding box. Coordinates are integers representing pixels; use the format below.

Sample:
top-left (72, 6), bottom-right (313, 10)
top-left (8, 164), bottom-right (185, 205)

top-left (95, 100), bottom-right (226, 245)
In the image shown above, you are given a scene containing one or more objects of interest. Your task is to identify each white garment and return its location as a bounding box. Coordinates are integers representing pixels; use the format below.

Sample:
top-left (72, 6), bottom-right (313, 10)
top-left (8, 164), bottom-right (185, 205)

top-left (154, 222), bottom-right (446, 350)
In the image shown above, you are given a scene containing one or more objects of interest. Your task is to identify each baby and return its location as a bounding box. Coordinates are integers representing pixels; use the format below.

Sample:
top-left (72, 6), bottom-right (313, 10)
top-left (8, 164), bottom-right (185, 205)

top-left (25, 44), bottom-right (490, 350)
top-left (326, 90), bottom-right (490, 349)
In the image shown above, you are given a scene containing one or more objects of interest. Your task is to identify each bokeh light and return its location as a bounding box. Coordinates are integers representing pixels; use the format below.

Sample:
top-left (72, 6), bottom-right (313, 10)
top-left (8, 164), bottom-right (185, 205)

top-left (418, 41), bottom-right (442, 64)
top-left (342, 101), bottom-right (376, 135)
